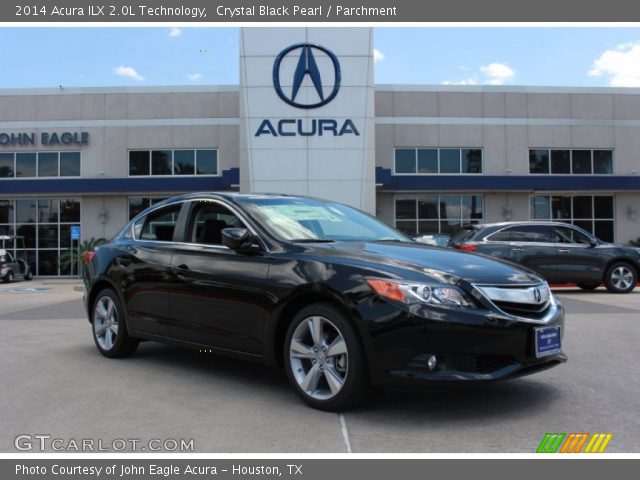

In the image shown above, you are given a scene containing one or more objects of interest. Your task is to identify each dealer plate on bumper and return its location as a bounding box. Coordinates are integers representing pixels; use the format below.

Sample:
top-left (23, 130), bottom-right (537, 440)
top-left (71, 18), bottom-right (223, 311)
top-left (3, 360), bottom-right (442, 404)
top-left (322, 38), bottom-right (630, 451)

top-left (535, 325), bottom-right (562, 358)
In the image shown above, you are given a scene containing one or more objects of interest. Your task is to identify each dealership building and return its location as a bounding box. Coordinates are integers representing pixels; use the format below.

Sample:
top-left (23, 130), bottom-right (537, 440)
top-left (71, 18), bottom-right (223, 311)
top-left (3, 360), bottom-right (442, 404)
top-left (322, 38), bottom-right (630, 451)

top-left (1, 27), bottom-right (640, 276)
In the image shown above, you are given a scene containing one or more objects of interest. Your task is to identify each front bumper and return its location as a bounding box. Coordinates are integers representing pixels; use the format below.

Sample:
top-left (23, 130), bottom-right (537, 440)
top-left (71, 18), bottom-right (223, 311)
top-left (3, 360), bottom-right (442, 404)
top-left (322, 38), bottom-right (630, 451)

top-left (358, 296), bottom-right (566, 386)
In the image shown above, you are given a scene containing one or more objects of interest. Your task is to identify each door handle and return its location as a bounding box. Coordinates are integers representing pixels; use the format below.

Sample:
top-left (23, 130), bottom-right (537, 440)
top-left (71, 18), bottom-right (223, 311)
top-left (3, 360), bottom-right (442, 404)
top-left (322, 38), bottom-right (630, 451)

top-left (558, 249), bottom-right (569, 254)
top-left (511, 247), bottom-right (522, 252)
top-left (173, 264), bottom-right (190, 279)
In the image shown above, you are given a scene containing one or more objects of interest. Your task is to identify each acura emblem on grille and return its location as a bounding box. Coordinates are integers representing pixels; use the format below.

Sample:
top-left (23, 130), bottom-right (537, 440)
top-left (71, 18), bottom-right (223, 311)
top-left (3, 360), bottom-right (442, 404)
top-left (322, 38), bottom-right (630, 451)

top-left (533, 288), bottom-right (542, 304)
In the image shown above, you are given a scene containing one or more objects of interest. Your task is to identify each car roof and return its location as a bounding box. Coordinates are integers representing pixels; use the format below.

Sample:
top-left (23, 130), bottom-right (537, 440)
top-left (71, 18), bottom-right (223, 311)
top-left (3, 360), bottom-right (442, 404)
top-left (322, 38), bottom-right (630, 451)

top-left (469, 221), bottom-right (580, 230)
top-left (154, 191), bottom-right (335, 205)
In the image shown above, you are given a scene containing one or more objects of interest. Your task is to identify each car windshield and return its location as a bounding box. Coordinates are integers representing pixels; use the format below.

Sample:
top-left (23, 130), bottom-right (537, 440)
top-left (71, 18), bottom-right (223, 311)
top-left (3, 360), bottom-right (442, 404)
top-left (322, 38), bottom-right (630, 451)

top-left (237, 197), bottom-right (412, 243)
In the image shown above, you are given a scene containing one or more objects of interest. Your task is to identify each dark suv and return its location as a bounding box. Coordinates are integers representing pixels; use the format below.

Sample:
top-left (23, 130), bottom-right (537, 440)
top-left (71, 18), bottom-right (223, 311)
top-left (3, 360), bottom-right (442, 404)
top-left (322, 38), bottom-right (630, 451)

top-left (451, 221), bottom-right (640, 293)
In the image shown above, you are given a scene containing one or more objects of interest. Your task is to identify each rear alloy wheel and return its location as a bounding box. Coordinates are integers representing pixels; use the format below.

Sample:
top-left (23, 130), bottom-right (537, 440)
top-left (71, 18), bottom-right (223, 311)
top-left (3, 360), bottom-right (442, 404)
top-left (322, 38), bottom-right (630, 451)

top-left (285, 303), bottom-right (368, 411)
top-left (604, 262), bottom-right (637, 294)
top-left (92, 289), bottom-right (139, 358)
top-left (3, 271), bottom-right (14, 283)
top-left (577, 282), bottom-right (600, 291)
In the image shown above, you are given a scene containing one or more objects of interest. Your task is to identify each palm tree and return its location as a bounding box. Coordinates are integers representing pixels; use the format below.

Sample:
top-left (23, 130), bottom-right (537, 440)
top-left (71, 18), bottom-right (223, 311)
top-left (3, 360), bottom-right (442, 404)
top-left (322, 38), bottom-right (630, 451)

top-left (59, 237), bottom-right (107, 276)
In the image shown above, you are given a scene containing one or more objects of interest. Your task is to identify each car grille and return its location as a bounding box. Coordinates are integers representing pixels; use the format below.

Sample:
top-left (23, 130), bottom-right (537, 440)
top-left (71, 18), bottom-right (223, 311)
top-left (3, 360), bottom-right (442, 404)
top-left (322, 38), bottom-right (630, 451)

top-left (448, 354), bottom-right (514, 374)
top-left (474, 284), bottom-right (553, 322)
top-left (407, 353), bottom-right (516, 374)
top-left (492, 300), bottom-right (551, 319)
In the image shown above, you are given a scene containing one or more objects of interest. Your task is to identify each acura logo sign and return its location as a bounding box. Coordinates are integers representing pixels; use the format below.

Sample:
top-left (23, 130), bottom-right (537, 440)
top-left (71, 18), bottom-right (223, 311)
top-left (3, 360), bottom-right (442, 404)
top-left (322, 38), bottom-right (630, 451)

top-left (272, 43), bottom-right (341, 109)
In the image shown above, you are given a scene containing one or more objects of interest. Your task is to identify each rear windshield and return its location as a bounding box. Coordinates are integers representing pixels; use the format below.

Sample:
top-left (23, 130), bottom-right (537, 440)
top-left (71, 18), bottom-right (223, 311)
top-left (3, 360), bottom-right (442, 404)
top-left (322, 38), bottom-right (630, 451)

top-left (450, 227), bottom-right (478, 244)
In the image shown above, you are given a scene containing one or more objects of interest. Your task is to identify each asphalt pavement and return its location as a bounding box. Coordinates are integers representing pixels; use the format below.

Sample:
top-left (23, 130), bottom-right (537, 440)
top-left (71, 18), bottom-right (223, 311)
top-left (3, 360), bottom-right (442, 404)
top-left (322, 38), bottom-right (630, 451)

top-left (1, 281), bottom-right (638, 453)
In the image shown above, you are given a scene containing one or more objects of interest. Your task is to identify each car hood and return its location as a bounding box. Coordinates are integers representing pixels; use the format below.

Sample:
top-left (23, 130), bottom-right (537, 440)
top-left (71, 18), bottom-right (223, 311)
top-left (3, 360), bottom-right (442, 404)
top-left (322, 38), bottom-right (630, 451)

top-left (302, 241), bottom-right (543, 286)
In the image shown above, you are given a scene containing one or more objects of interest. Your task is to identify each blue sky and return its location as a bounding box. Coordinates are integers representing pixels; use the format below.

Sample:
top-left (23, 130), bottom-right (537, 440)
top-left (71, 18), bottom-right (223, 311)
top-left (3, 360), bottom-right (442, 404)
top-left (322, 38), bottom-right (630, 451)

top-left (1, 27), bottom-right (640, 88)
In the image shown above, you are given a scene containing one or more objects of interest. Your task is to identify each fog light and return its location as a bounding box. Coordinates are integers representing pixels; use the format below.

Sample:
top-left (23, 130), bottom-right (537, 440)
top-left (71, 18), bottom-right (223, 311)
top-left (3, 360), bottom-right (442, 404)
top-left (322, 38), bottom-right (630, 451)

top-left (427, 355), bottom-right (437, 371)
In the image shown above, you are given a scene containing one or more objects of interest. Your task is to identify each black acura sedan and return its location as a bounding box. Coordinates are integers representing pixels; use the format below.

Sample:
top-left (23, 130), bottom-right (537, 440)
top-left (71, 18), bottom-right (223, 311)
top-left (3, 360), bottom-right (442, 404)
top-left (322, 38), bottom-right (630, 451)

top-left (83, 193), bottom-right (566, 411)
top-left (451, 222), bottom-right (640, 293)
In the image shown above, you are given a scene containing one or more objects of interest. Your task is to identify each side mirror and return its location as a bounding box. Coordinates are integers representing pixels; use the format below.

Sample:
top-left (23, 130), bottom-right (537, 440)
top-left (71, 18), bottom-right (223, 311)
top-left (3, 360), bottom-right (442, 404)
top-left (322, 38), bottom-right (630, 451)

top-left (589, 238), bottom-right (598, 248)
top-left (221, 228), bottom-right (261, 254)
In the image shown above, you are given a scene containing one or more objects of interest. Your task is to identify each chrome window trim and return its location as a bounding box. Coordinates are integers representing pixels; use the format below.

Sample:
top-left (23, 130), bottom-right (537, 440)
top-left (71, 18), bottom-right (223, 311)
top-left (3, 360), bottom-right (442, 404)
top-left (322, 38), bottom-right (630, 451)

top-left (482, 224), bottom-right (555, 245)
top-left (127, 197), bottom-right (270, 253)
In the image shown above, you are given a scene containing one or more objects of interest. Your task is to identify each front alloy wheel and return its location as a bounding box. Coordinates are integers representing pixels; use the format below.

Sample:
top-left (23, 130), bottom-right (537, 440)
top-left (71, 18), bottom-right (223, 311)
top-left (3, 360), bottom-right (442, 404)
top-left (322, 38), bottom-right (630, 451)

top-left (285, 303), bottom-right (368, 411)
top-left (91, 289), bottom-right (139, 357)
top-left (604, 262), bottom-right (637, 293)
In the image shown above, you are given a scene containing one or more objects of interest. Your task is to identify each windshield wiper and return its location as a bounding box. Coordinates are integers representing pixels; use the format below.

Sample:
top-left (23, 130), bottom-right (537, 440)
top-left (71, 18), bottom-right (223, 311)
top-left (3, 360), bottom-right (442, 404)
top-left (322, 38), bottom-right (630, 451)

top-left (290, 239), bottom-right (336, 243)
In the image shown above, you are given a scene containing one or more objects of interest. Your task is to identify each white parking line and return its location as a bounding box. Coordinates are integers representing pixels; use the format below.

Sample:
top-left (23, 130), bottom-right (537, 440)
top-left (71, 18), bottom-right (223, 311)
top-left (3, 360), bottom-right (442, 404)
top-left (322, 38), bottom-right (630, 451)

top-left (339, 413), bottom-right (352, 453)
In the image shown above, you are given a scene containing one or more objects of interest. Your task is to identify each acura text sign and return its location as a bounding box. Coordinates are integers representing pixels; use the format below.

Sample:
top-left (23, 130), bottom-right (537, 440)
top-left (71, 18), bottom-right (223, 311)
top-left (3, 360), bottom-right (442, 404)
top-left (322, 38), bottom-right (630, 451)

top-left (240, 28), bottom-right (375, 213)
top-left (255, 42), bottom-right (359, 138)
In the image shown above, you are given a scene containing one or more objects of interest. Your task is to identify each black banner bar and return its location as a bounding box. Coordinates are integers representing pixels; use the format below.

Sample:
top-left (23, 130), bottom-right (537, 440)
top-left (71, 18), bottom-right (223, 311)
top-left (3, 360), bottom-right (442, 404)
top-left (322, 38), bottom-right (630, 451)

top-left (2, 459), bottom-right (639, 480)
top-left (4, 0), bottom-right (640, 23)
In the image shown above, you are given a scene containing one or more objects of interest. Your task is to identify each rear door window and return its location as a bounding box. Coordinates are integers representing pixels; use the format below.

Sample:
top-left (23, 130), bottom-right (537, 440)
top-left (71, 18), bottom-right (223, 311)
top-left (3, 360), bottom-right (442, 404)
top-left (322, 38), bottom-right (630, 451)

top-left (135, 203), bottom-right (182, 241)
top-left (487, 228), bottom-right (514, 241)
top-left (451, 228), bottom-right (478, 244)
top-left (489, 225), bottom-right (554, 243)
top-left (510, 225), bottom-right (554, 243)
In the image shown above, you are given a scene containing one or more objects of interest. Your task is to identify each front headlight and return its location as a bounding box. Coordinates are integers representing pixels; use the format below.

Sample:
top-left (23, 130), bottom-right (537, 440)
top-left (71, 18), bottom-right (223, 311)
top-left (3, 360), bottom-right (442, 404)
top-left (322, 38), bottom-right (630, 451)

top-left (366, 277), bottom-right (474, 308)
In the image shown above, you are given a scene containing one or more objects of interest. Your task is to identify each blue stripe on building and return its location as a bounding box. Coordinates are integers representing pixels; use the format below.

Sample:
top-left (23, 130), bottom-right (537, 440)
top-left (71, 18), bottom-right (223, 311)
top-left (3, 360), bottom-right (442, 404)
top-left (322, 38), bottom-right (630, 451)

top-left (375, 167), bottom-right (640, 191)
top-left (0, 168), bottom-right (240, 195)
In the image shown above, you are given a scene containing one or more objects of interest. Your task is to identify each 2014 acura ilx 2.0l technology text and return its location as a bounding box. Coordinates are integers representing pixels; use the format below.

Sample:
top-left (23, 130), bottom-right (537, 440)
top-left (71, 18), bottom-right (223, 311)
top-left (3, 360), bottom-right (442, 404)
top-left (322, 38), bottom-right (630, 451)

top-left (82, 193), bottom-right (566, 411)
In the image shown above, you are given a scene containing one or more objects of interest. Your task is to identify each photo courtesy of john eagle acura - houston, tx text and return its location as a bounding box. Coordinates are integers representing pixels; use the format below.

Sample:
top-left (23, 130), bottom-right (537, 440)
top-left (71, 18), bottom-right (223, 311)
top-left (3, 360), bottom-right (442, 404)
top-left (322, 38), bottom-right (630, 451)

top-left (82, 193), bottom-right (566, 411)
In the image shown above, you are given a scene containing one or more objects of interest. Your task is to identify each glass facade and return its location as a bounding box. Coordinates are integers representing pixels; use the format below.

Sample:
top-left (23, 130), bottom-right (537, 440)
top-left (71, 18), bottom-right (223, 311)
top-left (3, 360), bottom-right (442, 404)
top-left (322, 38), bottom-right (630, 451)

top-left (0, 151), bottom-right (81, 178)
top-left (395, 194), bottom-right (484, 236)
top-left (0, 198), bottom-right (81, 276)
top-left (128, 197), bottom-right (170, 220)
top-left (529, 149), bottom-right (613, 175)
top-left (129, 149), bottom-right (218, 176)
top-left (394, 148), bottom-right (483, 174)
top-left (530, 194), bottom-right (615, 242)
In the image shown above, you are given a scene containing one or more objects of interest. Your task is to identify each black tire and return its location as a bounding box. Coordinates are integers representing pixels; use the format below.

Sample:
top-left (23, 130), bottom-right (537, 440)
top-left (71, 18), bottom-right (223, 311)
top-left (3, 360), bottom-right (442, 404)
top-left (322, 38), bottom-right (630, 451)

top-left (3, 270), bottom-right (14, 283)
top-left (284, 302), bottom-right (369, 411)
top-left (577, 282), bottom-right (600, 291)
top-left (24, 270), bottom-right (33, 281)
top-left (604, 262), bottom-right (637, 294)
top-left (91, 288), bottom-right (139, 358)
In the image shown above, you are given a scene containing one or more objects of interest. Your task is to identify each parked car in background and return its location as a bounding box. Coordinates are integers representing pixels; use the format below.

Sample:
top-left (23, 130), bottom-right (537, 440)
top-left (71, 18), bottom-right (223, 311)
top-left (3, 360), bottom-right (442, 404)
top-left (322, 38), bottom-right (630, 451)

top-left (0, 248), bottom-right (33, 283)
top-left (451, 221), bottom-right (640, 293)
top-left (83, 193), bottom-right (566, 411)
top-left (413, 233), bottom-right (451, 247)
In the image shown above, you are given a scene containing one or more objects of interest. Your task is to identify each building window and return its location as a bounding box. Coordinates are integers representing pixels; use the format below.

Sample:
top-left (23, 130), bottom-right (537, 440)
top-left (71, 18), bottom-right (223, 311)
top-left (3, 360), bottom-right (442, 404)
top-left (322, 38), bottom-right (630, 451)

top-left (530, 194), bottom-right (614, 242)
top-left (529, 149), bottom-right (613, 175)
top-left (0, 152), bottom-right (81, 178)
top-left (395, 194), bottom-right (484, 236)
top-left (0, 198), bottom-right (81, 276)
top-left (128, 149), bottom-right (219, 176)
top-left (394, 148), bottom-right (483, 174)
top-left (128, 197), bottom-right (170, 220)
